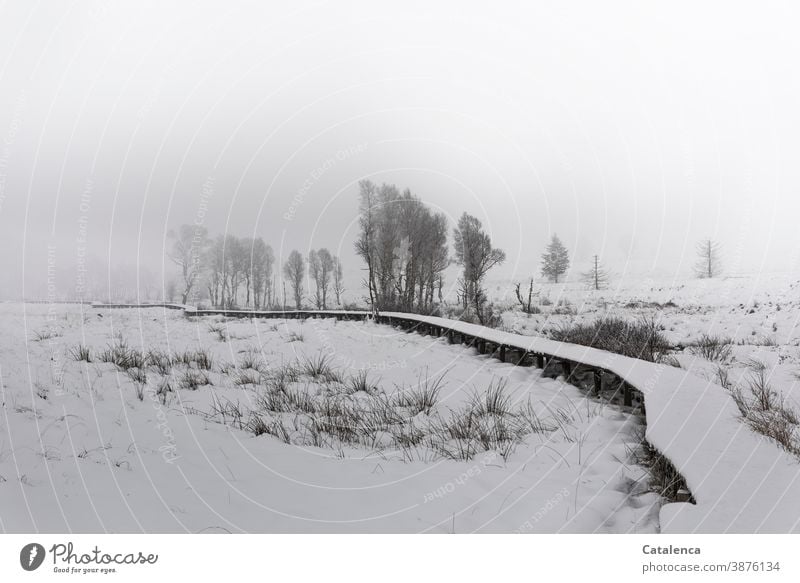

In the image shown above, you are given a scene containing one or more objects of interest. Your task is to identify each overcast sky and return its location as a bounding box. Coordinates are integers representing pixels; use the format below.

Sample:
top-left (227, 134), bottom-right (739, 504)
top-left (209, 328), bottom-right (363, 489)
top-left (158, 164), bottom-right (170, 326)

top-left (1, 0), bottom-right (799, 299)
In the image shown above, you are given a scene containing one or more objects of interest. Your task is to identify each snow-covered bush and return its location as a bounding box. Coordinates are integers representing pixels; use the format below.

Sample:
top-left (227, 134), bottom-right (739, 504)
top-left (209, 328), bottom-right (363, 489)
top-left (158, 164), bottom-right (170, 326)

top-left (689, 334), bottom-right (733, 362)
top-left (548, 316), bottom-right (670, 362)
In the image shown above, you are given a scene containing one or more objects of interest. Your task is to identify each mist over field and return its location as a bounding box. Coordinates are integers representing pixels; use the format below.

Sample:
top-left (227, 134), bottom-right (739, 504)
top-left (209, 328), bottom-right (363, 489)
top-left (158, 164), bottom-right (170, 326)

top-left (1, 1), bottom-right (799, 302)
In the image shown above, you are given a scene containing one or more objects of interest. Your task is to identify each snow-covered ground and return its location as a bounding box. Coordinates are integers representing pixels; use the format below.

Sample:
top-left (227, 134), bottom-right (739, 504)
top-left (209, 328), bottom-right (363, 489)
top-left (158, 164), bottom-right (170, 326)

top-left (497, 272), bottom-right (800, 404)
top-left (0, 303), bottom-right (659, 533)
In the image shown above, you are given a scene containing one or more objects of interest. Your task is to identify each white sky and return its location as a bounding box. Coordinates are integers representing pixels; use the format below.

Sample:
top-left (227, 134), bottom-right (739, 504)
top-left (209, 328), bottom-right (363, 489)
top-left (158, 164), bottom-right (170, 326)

top-left (1, 0), bottom-right (799, 299)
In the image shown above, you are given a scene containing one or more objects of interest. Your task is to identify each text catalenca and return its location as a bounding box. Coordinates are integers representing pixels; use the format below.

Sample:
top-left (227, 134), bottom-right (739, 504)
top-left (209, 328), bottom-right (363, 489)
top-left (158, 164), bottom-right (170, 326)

top-left (642, 545), bottom-right (700, 555)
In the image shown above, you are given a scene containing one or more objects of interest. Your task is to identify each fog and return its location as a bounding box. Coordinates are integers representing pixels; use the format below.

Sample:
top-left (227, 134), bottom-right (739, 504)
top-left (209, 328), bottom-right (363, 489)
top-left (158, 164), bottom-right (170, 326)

top-left (1, 0), bottom-right (798, 301)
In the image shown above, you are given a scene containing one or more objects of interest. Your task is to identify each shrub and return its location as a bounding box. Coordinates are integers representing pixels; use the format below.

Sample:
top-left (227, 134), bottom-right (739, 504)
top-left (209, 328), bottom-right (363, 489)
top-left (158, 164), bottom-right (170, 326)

top-left (32, 328), bottom-right (61, 341)
top-left (180, 369), bottom-right (211, 390)
top-left (145, 349), bottom-right (173, 375)
top-left (178, 348), bottom-right (214, 370)
top-left (239, 349), bottom-right (264, 371)
top-left (726, 359), bottom-right (800, 458)
top-left (551, 299), bottom-right (576, 315)
top-left (300, 353), bottom-right (340, 382)
top-left (689, 334), bottom-right (732, 362)
top-left (126, 367), bottom-right (147, 385)
top-left (393, 369), bottom-right (445, 415)
top-left (548, 316), bottom-right (670, 363)
top-left (471, 379), bottom-right (512, 416)
top-left (207, 323), bottom-right (227, 342)
top-left (233, 369), bottom-right (261, 386)
top-left (70, 345), bottom-right (92, 362)
top-left (347, 370), bottom-right (377, 394)
top-left (98, 340), bottom-right (145, 370)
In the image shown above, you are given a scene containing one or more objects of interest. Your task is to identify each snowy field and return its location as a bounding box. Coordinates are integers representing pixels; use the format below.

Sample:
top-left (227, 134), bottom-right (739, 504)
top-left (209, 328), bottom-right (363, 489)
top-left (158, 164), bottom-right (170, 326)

top-left (0, 303), bottom-right (659, 533)
top-left (496, 272), bottom-right (800, 404)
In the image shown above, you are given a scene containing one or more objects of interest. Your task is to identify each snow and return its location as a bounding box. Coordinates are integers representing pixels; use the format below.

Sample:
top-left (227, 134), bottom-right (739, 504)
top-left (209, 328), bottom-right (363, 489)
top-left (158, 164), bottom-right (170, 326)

top-left (377, 311), bottom-right (800, 532)
top-left (6, 273), bottom-right (800, 534)
top-left (0, 303), bottom-right (657, 533)
top-left (441, 271), bottom-right (800, 532)
top-left (499, 272), bottom-right (800, 401)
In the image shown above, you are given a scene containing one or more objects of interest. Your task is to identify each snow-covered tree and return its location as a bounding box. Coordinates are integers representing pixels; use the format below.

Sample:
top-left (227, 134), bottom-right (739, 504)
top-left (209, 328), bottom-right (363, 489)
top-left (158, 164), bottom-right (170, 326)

top-left (583, 254), bottom-right (609, 290)
top-left (541, 234), bottom-right (570, 283)
top-left (694, 239), bottom-right (722, 278)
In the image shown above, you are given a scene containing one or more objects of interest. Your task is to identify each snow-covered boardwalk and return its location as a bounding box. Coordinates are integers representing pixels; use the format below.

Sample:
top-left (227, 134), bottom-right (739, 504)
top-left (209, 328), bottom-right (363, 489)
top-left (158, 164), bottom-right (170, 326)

top-left (173, 306), bottom-right (800, 532)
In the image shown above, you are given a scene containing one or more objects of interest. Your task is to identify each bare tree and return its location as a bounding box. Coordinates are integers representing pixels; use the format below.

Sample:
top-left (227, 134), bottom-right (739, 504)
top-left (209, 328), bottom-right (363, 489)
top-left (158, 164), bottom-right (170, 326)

top-left (695, 239), bottom-right (722, 278)
top-left (453, 212), bottom-right (506, 323)
top-left (225, 235), bottom-right (246, 308)
top-left (167, 224), bottom-right (209, 304)
top-left (583, 255), bottom-right (609, 290)
top-left (205, 235), bottom-right (226, 308)
top-left (309, 250), bottom-right (321, 307)
top-left (240, 237), bottom-right (254, 307)
top-left (541, 234), bottom-right (570, 283)
top-left (355, 180), bottom-right (379, 315)
top-left (514, 278), bottom-right (538, 313)
top-left (308, 248), bottom-right (334, 309)
top-left (267, 274), bottom-right (277, 308)
top-left (283, 250), bottom-right (305, 309)
top-left (332, 256), bottom-right (345, 306)
top-left (319, 249), bottom-right (334, 309)
top-left (250, 238), bottom-right (274, 309)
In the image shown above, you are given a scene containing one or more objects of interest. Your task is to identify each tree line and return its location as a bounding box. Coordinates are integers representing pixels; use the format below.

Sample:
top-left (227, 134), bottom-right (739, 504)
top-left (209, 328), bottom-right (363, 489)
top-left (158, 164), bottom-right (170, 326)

top-left (168, 184), bottom-right (724, 316)
top-left (167, 226), bottom-right (344, 310)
